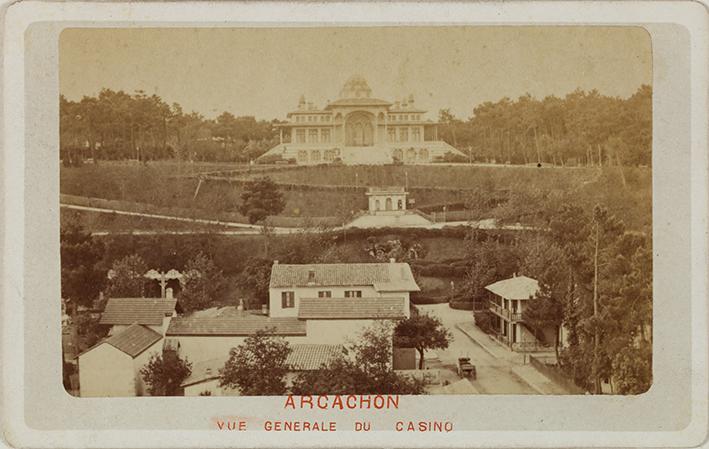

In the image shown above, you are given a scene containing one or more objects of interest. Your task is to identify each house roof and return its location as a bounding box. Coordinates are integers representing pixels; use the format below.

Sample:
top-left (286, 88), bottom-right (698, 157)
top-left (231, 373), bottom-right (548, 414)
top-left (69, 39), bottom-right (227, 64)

top-left (298, 298), bottom-right (407, 320)
top-left (286, 344), bottom-right (344, 370)
top-left (269, 263), bottom-right (420, 292)
top-left (165, 316), bottom-right (306, 336)
top-left (99, 297), bottom-right (177, 326)
top-left (180, 358), bottom-right (224, 387)
top-left (484, 275), bottom-right (540, 300)
top-left (102, 324), bottom-right (163, 358)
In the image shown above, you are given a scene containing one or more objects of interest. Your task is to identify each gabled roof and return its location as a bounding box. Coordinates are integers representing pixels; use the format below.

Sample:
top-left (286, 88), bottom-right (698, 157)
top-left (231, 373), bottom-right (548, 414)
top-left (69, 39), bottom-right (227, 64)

top-left (102, 324), bottom-right (163, 358)
top-left (286, 344), bottom-right (343, 370)
top-left (298, 298), bottom-right (407, 320)
top-left (269, 263), bottom-right (420, 292)
top-left (99, 297), bottom-right (177, 326)
top-left (165, 316), bottom-right (306, 336)
top-left (484, 275), bottom-right (540, 300)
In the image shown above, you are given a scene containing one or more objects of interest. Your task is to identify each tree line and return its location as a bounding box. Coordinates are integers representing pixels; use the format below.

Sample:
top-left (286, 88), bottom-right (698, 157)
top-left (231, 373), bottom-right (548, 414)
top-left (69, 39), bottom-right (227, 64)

top-left (60, 89), bottom-right (280, 164)
top-left (437, 85), bottom-right (651, 166)
top-left (61, 85), bottom-right (651, 166)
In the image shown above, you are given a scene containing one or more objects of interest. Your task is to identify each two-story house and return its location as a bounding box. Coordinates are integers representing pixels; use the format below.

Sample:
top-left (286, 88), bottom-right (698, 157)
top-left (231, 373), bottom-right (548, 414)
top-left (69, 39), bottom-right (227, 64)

top-left (486, 274), bottom-right (557, 352)
top-left (268, 260), bottom-right (420, 345)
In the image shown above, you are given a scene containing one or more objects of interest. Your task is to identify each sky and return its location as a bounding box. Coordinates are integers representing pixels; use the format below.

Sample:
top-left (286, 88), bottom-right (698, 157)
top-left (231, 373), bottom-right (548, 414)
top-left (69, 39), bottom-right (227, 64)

top-left (60, 26), bottom-right (652, 120)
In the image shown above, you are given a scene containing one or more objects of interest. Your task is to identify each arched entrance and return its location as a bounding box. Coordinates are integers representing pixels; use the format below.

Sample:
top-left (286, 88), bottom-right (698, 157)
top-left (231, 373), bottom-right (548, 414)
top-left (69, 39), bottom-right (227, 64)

top-left (345, 112), bottom-right (374, 146)
top-left (385, 198), bottom-right (393, 211)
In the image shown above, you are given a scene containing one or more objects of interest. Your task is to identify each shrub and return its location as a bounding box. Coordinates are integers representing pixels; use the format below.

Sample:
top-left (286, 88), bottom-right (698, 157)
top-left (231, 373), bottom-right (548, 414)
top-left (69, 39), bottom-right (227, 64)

top-left (449, 299), bottom-right (476, 311)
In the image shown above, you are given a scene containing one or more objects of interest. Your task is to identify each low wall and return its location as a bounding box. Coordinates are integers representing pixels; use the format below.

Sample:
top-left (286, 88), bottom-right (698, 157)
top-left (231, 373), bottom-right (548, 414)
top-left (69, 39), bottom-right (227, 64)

top-left (529, 355), bottom-right (585, 394)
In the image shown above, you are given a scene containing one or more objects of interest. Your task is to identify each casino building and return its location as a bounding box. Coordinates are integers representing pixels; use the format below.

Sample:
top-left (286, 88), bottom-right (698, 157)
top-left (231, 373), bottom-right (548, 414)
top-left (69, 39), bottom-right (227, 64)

top-left (258, 75), bottom-right (465, 165)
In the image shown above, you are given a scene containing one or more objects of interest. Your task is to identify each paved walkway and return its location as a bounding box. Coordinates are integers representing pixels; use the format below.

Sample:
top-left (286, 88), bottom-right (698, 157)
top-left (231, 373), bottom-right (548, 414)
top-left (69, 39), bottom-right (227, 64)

top-left (418, 304), bottom-right (574, 395)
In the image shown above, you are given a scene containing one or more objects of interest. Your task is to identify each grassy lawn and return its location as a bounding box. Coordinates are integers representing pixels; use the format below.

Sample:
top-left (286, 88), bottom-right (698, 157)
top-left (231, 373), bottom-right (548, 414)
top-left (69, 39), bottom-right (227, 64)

top-left (60, 161), bottom-right (652, 230)
top-left (241, 164), bottom-right (602, 190)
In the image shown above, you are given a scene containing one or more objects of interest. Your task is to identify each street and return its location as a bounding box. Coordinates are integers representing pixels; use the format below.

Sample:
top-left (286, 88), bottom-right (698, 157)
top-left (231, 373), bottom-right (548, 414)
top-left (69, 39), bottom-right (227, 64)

top-left (418, 303), bottom-right (548, 394)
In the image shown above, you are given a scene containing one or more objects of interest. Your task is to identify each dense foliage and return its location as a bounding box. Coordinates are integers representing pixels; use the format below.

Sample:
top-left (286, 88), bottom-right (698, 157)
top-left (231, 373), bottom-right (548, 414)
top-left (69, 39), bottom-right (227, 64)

top-left (394, 314), bottom-right (452, 369)
top-left (140, 352), bottom-right (192, 396)
top-left (290, 322), bottom-right (425, 395)
top-left (219, 329), bottom-right (292, 395)
top-left (105, 254), bottom-right (148, 298)
top-left (60, 89), bottom-right (278, 164)
top-left (60, 220), bottom-right (106, 308)
top-left (437, 86), bottom-right (652, 166)
top-left (178, 252), bottom-right (229, 312)
top-left (238, 177), bottom-right (286, 224)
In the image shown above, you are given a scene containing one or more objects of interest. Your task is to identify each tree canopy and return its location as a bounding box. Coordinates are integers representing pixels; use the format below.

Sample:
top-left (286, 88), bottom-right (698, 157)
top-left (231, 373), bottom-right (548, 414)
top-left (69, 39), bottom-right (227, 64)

top-left (394, 314), bottom-right (452, 369)
top-left (219, 329), bottom-right (292, 395)
top-left (436, 86), bottom-right (651, 167)
top-left (178, 252), bottom-right (228, 312)
top-left (60, 220), bottom-right (106, 308)
top-left (238, 177), bottom-right (286, 224)
top-left (140, 352), bottom-right (192, 396)
top-left (106, 254), bottom-right (148, 298)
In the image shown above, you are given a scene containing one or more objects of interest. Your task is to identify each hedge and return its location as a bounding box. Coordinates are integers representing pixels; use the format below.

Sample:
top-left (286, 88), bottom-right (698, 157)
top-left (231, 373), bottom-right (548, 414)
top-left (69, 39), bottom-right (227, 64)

top-left (449, 300), bottom-right (476, 310)
top-left (410, 294), bottom-right (449, 305)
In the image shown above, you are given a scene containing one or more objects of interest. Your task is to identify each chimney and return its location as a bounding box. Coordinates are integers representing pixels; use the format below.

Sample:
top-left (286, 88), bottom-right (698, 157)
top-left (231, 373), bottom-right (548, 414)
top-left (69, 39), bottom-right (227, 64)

top-left (165, 288), bottom-right (173, 299)
top-left (389, 258), bottom-right (396, 264)
top-left (513, 272), bottom-right (517, 278)
top-left (237, 298), bottom-right (244, 311)
top-left (273, 260), bottom-right (279, 265)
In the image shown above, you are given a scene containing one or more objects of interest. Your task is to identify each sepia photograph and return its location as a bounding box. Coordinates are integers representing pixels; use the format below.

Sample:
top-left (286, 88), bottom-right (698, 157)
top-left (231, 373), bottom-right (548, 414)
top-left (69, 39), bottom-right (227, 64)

top-left (57, 26), bottom-right (654, 399)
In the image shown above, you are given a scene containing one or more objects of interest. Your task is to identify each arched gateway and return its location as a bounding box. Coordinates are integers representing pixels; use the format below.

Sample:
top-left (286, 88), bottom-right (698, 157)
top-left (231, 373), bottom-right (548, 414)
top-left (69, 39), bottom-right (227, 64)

top-left (345, 111), bottom-right (374, 147)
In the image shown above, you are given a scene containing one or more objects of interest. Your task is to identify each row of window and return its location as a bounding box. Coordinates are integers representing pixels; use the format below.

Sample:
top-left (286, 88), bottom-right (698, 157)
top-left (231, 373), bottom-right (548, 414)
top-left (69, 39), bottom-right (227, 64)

top-left (295, 115), bottom-right (331, 123)
top-left (281, 290), bottom-right (363, 308)
top-left (387, 127), bottom-right (422, 143)
top-left (392, 148), bottom-right (430, 162)
top-left (296, 148), bottom-right (340, 163)
top-left (295, 128), bottom-right (331, 144)
top-left (293, 114), bottom-right (421, 124)
top-left (389, 114), bottom-right (421, 122)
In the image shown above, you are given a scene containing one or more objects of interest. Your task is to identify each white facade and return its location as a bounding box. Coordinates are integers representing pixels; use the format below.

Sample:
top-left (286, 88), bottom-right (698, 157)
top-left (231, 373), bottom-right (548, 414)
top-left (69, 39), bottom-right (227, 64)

top-left (269, 285), bottom-right (409, 318)
top-left (258, 76), bottom-right (465, 165)
top-left (78, 338), bottom-right (163, 397)
top-left (305, 319), bottom-right (391, 345)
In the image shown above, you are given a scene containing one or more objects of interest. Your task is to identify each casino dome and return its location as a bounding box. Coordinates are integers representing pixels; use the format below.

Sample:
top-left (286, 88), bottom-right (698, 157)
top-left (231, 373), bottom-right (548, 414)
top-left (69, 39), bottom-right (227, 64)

top-left (339, 75), bottom-right (372, 99)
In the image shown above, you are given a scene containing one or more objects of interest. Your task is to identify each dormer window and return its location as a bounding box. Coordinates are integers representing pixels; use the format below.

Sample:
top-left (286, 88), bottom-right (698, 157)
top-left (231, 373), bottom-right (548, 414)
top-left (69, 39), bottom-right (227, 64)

top-left (308, 269), bottom-right (316, 283)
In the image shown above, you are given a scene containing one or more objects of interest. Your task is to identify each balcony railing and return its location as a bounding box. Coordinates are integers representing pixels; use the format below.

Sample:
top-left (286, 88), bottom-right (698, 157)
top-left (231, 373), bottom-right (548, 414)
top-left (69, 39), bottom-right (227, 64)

top-left (488, 301), bottom-right (523, 322)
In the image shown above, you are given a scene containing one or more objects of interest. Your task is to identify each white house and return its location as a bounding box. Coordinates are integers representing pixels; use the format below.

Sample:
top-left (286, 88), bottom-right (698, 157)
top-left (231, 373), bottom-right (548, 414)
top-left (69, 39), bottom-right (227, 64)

top-left (99, 297), bottom-right (177, 335)
top-left (298, 297), bottom-right (408, 345)
top-left (268, 261), bottom-right (420, 319)
top-left (77, 323), bottom-right (163, 397)
top-left (485, 274), bottom-right (566, 352)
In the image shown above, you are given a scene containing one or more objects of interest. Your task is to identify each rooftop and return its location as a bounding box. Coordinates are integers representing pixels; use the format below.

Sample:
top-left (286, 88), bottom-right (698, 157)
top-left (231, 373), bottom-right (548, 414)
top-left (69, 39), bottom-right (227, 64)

top-left (286, 344), bottom-right (344, 370)
top-left (101, 323), bottom-right (163, 358)
top-left (269, 263), bottom-right (420, 292)
top-left (166, 316), bottom-right (306, 336)
top-left (99, 297), bottom-right (177, 326)
top-left (180, 343), bottom-right (344, 387)
top-left (485, 275), bottom-right (540, 300)
top-left (298, 298), bottom-right (407, 320)
top-left (325, 98), bottom-right (392, 109)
